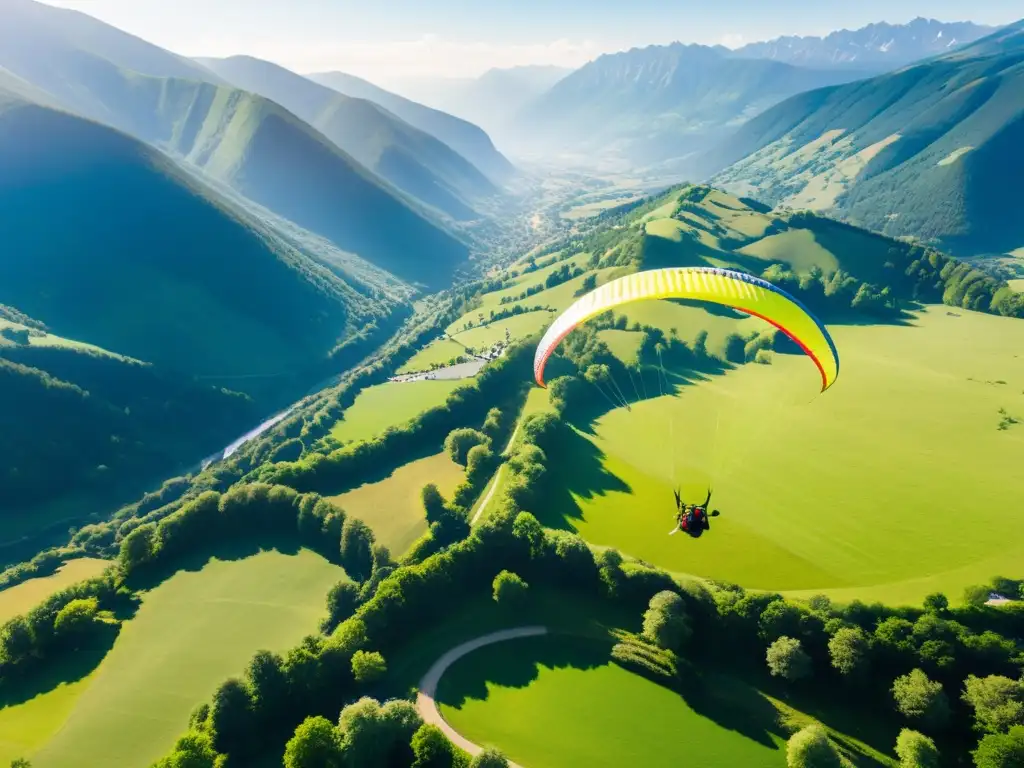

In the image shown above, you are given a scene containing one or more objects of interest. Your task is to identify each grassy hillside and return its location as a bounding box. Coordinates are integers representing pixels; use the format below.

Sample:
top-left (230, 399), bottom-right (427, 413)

top-left (512, 43), bottom-right (864, 165)
top-left (708, 20), bottom-right (1024, 256)
top-left (309, 70), bottom-right (514, 183)
top-left (198, 56), bottom-right (500, 222)
top-left (0, 37), bottom-right (470, 288)
top-left (452, 184), bottom-right (1024, 603)
top-left (20, 549), bottom-right (343, 768)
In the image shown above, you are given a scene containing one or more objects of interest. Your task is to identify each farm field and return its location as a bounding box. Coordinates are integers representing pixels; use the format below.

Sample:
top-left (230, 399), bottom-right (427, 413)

top-left (452, 310), bottom-right (556, 349)
top-left (329, 452), bottom-right (465, 556)
top-left (437, 634), bottom-right (892, 768)
top-left (541, 307), bottom-right (1024, 604)
top-left (26, 548), bottom-right (344, 768)
top-left (330, 379), bottom-right (465, 445)
top-left (397, 338), bottom-right (467, 373)
top-left (0, 558), bottom-right (109, 623)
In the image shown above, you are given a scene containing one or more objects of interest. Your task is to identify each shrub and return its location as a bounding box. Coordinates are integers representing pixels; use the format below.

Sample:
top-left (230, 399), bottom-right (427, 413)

top-left (786, 724), bottom-right (844, 768)
top-left (492, 571), bottom-right (528, 608)
top-left (445, 429), bottom-right (490, 466)
top-left (894, 728), bottom-right (939, 768)
top-left (767, 636), bottom-right (812, 682)
top-left (470, 747), bottom-right (510, 768)
top-left (351, 650), bottom-right (387, 683)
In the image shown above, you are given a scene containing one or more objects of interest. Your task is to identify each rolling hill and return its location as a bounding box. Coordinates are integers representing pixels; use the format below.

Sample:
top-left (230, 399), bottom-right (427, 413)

top-left (0, 2), bottom-right (471, 286)
top-left (511, 43), bottom-right (866, 166)
top-left (733, 17), bottom-right (997, 71)
top-left (707, 20), bottom-right (1024, 256)
top-left (197, 56), bottom-right (500, 221)
top-left (308, 70), bottom-right (514, 183)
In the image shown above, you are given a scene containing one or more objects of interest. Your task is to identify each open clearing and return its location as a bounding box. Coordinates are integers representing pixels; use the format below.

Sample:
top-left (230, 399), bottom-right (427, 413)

top-left (0, 558), bottom-right (109, 623)
top-left (330, 379), bottom-right (465, 445)
top-left (329, 452), bottom-right (465, 556)
top-left (453, 310), bottom-right (555, 349)
top-left (397, 338), bottom-right (467, 373)
top-left (29, 548), bottom-right (344, 768)
top-left (543, 307), bottom-right (1024, 604)
top-left (436, 633), bottom-right (891, 768)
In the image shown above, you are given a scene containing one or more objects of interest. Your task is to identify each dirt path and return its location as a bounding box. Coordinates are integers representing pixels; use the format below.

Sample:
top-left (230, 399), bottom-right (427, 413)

top-left (416, 626), bottom-right (548, 767)
top-left (470, 412), bottom-right (525, 525)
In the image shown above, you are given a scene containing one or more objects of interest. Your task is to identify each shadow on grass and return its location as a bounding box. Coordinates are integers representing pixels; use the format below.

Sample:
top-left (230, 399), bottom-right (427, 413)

top-left (0, 620), bottom-right (121, 709)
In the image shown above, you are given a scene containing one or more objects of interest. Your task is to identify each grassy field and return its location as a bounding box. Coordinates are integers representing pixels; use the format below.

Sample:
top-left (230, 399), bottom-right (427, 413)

top-left (0, 558), bottom-right (109, 623)
top-left (540, 306), bottom-right (1024, 605)
top-left (397, 338), bottom-right (467, 373)
top-left (738, 229), bottom-right (840, 273)
top-left (561, 196), bottom-right (642, 220)
top-left (28, 548), bottom-right (344, 768)
top-left (437, 634), bottom-right (892, 768)
top-left (452, 310), bottom-right (555, 349)
top-left (329, 452), bottom-right (465, 556)
top-left (330, 379), bottom-right (465, 445)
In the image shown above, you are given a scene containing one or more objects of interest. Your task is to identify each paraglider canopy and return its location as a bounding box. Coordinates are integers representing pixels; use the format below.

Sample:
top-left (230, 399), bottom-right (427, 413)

top-left (533, 267), bottom-right (839, 392)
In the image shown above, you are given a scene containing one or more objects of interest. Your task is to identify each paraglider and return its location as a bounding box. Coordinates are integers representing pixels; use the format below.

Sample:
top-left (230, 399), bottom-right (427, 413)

top-left (532, 267), bottom-right (840, 535)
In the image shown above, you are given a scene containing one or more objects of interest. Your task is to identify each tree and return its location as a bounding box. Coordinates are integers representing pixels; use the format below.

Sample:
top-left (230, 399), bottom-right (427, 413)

top-left (892, 670), bottom-right (950, 730)
top-left (340, 518), bottom-right (375, 582)
top-left (786, 724), bottom-right (843, 768)
top-left (155, 731), bottom-right (219, 768)
top-left (923, 593), bottom-right (949, 614)
top-left (246, 650), bottom-right (288, 727)
top-left (963, 675), bottom-right (1024, 733)
top-left (973, 726), bottom-right (1024, 768)
top-left (10, 759), bottom-right (32, 768)
top-left (53, 597), bottom-right (100, 644)
top-left (470, 747), bottom-right (510, 768)
top-left (351, 650), bottom-right (387, 683)
top-left (284, 716), bottom-right (343, 768)
top-left (760, 600), bottom-right (806, 643)
top-left (0, 615), bottom-right (35, 665)
top-left (493, 571), bottom-right (528, 608)
top-left (964, 584), bottom-right (991, 608)
top-left (422, 484), bottom-right (449, 526)
top-left (209, 678), bottom-right (254, 754)
top-left (642, 590), bottom-right (691, 651)
top-left (829, 627), bottom-right (871, 677)
top-left (119, 523), bottom-right (156, 574)
top-left (482, 408), bottom-right (503, 441)
top-left (323, 581), bottom-right (361, 632)
top-left (338, 697), bottom-right (422, 767)
top-left (445, 428), bottom-right (490, 466)
top-left (466, 444), bottom-right (496, 486)
top-left (767, 636), bottom-right (811, 682)
top-left (411, 724), bottom-right (458, 768)
top-left (894, 729), bottom-right (939, 768)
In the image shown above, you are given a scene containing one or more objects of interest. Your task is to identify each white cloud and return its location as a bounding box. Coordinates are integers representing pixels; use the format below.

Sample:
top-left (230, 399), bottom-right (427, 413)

top-left (718, 33), bottom-right (745, 49)
top-left (185, 35), bottom-right (608, 81)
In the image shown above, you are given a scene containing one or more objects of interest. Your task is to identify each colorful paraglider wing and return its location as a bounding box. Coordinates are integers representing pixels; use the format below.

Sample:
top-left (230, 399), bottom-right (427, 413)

top-left (533, 267), bottom-right (839, 392)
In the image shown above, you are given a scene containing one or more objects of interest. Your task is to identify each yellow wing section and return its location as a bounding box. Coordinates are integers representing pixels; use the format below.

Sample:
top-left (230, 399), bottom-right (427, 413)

top-left (533, 267), bottom-right (839, 392)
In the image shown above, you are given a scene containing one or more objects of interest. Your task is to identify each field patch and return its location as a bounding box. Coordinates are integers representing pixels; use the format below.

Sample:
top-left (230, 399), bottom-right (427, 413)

top-left (0, 558), bottom-right (109, 623)
top-left (329, 452), bottom-right (465, 556)
top-left (937, 146), bottom-right (974, 166)
top-left (397, 338), bottom-right (467, 373)
top-left (739, 228), bottom-right (840, 274)
top-left (548, 307), bottom-right (1024, 603)
top-left (437, 633), bottom-right (890, 768)
top-left (452, 310), bottom-right (555, 349)
top-left (31, 548), bottom-right (344, 768)
top-left (784, 134), bottom-right (901, 211)
top-left (330, 379), bottom-right (465, 445)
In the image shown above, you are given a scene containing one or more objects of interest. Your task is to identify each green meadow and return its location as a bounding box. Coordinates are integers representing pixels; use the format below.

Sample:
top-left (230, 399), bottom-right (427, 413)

top-left (541, 306), bottom-right (1024, 604)
top-left (329, 452), bottom-right (465, 556)
top-left (0, 558), bottom-right (109, 624)
top-left (437, 634), bottom-right (892, 768)
top-left (330, 379), bottom-right (465, 444)
top-left (452, 310), bottom-right (556, 349)
top-left (397, 338), bottom-right (467, 373)
top-left (25, 548), bottom-right (343, 768)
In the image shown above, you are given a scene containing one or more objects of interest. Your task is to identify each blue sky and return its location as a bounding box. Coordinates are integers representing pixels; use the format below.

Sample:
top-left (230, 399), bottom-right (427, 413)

top-left (43, 0), bottom-right (1024, 81)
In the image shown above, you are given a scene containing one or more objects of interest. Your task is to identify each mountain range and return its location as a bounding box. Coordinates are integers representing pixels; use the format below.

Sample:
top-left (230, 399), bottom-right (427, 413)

top-left (706, 20), bottom-right (1024, 257)
top-left (732, 17), bottom-right (996, 70)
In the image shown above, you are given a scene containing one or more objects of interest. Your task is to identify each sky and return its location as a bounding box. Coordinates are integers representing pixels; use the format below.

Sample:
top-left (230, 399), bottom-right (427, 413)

top-left (42, 0), bottom-right (1024, 84)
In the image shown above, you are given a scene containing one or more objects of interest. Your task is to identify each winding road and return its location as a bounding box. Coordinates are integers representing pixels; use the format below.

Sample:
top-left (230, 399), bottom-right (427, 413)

top-left (416, 626), bottom-right (548, 767)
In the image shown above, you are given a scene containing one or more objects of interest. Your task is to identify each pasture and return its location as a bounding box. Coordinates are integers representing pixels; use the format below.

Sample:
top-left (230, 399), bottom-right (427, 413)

top-left (540, 307), bottom-right (1024, 604)
top-left (437, 634), bottom-right (891, 768)
top-left (329, 452), bottom-right (465, 556)
top-left (0, 558), bottom-right (109, 623)
top-left (329, 379), bottom-right (465, 445)
top-left (29, 548), bottom-right (344, 768)
top-left (397, 338), bottom-right (467, 373)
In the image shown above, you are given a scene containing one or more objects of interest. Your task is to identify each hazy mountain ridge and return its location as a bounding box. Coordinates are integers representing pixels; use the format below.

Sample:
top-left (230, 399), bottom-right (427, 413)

top-left (198, 55), bottom-right (501, 221)
top-left (512, 42), bottom-right (867, 165)
top-left (707, 20), bottom-right (1024, 256)
top-left (733, 17), bottom-right (997, 70)
top-left (308, 69), bottom-right (514, 183)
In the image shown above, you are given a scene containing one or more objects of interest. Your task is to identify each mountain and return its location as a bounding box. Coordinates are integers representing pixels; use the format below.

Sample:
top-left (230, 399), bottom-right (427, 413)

top-left (512, 43), bottom-right (866, 165)
top-left (0, 4), bottom-right (471, 288)
top-left (0, 86), bottom-right (404, 516)
top-left (197, 56), bottom-right (500, 221)
top-left (707, 20), bottom-right (1024, 257)
top-left (0, 0), bottom-right (221, 83)
top-left (733, 17), bottom-right (997, 71)
top-left (388, 65), bottom-right (573, 140)
top-left (308, 70), bottom-right (514, 183)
